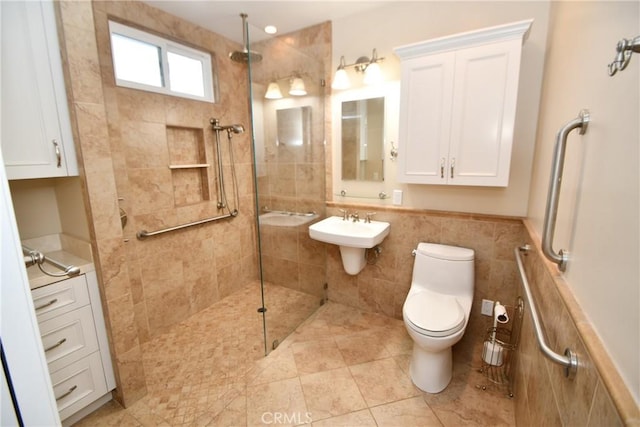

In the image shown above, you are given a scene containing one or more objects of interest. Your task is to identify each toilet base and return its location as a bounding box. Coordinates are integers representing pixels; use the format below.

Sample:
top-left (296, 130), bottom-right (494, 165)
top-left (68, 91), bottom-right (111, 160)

top-left (409, 343), bottom-right (453, 393)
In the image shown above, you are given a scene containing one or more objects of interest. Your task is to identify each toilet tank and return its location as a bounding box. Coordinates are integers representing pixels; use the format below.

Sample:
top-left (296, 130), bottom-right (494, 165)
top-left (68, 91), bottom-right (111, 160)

top-left (412, 243), bottom-right (475, 296)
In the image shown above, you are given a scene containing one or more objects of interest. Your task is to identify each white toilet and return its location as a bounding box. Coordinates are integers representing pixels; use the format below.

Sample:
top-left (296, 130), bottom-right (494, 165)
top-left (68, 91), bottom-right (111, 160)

top-left (402, 243), bottom-right (475, 393)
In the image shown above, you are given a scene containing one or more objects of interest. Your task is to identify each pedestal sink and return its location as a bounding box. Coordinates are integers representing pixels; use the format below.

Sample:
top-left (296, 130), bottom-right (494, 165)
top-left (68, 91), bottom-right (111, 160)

top-left (309, 216), bottom-right (390, 275)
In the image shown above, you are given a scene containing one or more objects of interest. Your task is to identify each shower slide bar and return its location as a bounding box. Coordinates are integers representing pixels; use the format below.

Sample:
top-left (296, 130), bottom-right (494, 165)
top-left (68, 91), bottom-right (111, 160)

top-left (515, 245), bottom-right (578, 379)
top-left (136, 212), bottom-right (235, 240)
top-left (542, 109), bottom-right (590, 271)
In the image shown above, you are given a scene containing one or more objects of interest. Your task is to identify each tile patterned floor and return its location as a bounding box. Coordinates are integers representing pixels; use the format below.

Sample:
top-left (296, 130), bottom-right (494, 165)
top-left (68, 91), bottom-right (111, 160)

top-left (73, 283), bottom-right (515, 426)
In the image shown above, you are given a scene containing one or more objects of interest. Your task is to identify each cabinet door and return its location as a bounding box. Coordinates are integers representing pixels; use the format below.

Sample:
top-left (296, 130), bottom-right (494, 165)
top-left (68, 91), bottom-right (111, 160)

top-left (448, 39), bottom-right (521, 186)
top-left (397, 51), bottom-right (455, 184)
top-left (1, 0), bottom-right (77, 180)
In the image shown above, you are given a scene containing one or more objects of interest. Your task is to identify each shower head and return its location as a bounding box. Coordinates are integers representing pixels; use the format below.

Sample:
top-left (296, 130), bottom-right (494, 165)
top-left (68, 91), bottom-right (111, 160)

top-left (229, 50), bottom-right (263, 64)
top-left (230, 13), bottom-right (263, 64)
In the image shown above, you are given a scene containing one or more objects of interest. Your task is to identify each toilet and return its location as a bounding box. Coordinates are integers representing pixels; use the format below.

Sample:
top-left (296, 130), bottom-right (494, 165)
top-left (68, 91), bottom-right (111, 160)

top-left (403, 243), bottom-right (475, 393)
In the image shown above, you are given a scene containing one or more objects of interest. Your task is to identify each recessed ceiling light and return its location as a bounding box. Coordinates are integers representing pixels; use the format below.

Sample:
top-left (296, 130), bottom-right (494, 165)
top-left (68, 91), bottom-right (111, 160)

top-left (264, 25), bottom-right (277, 35)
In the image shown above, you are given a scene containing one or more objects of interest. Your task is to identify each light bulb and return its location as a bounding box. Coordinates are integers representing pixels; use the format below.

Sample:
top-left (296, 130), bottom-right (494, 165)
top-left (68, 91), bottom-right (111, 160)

top-left (363, 62), bottom-right (382, 85)
top-left (289, 77), bottom-right (307, 96)
top-left (331, 68), bottom-right (350, 90)
top-left (265, 82), bottom-right (283, 99)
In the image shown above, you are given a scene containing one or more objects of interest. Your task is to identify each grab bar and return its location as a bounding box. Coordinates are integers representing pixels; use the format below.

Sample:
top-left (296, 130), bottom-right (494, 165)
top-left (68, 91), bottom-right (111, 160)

top-left (515, 245), bottom-right (578, 379)
top-left (136, 211), bottom-right (236, 240)
top-left (542, 109), bottom-right (590, 271)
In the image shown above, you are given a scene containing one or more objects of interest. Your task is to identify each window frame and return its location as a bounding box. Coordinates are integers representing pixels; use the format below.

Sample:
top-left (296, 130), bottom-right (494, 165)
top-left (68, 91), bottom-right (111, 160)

top-left (108, 20), bottom-right (215, 103)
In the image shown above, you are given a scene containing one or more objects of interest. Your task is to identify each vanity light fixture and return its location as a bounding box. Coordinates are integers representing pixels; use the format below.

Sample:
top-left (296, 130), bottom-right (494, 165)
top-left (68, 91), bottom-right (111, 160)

top-left (331, 48), bottom-right (385, 89)
top-left (264, 73), bottom-right (307, 99)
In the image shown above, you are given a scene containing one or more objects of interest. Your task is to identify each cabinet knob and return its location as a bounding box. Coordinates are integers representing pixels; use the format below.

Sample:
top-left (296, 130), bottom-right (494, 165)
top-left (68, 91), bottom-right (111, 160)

top-left (53, 139), bottom-right (61, 168)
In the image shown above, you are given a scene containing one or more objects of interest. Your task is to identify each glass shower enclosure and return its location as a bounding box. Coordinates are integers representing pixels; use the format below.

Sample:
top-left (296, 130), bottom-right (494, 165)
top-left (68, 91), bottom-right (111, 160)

top-left (244, 19), bottom-right (328, 354)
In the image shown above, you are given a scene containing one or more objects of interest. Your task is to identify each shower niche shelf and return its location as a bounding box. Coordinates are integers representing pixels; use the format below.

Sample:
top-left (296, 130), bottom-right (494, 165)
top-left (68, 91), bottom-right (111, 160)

top-left (166, 125), bottom-right (211, 207)
top-left (477, 298), bottom-right (524, 398)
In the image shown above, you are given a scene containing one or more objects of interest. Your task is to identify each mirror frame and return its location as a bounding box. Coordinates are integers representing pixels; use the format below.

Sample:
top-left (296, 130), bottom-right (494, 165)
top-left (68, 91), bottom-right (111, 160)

top-left (332, 81), bottom-right (400, 201)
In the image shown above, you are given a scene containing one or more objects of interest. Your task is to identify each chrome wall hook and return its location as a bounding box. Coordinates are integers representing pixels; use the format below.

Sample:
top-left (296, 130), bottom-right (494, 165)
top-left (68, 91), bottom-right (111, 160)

top-left (608, 35), bottom-right (640, 76)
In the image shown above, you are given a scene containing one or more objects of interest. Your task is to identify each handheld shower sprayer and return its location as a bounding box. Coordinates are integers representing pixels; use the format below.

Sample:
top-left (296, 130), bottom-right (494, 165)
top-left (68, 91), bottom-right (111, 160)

top-left (227, 124), bottom-right (245, 135)
top-left (210, 118), bottom-right (243, 215)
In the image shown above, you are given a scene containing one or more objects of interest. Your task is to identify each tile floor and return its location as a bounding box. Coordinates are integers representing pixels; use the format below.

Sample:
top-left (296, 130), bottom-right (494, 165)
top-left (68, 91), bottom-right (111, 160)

top-left (73, 283), bottom-right (515, 426)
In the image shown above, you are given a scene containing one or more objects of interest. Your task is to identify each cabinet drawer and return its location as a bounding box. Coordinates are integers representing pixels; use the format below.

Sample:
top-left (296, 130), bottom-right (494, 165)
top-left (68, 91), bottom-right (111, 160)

top-left (38, 305), bottom-right (99, 374)
top-left (31, 275), bottom-right (90, 322)
top-left (50, 352), bottom-right (108, 421)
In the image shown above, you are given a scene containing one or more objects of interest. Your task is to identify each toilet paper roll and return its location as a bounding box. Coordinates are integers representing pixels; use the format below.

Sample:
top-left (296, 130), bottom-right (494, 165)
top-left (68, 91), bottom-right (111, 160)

top-left (483, 340), bottom-right (504, 366)
top-left (494, 301), bottom-right (509, 324)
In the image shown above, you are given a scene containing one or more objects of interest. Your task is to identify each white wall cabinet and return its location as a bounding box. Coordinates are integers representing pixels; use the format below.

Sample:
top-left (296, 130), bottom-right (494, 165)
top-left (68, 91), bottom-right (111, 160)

top-left (395, 20), bottom-right (532, 187)
top-left (31, 271), bottom-right (115, 425)
top-left (1, 0), bottom-right (78, 180)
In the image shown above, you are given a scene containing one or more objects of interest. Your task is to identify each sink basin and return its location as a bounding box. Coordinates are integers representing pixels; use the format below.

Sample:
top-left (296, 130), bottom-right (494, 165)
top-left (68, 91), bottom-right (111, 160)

top-left (259, 211), bottom-right (318, 227)
top-left (309, 216), bottom-right (390, 275)
top-left (309, 216), bottom-right (390, 248)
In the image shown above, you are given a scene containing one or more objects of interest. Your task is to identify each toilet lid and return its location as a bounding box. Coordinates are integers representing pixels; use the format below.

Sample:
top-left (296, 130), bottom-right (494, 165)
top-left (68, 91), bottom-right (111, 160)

top-left (404, 291), bottom-right (465, 337)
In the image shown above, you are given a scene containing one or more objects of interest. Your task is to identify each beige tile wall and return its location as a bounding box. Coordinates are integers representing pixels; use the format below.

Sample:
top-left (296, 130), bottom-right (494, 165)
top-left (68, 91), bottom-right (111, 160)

top-left (514, 221), bottom-right (637, 426)
top-left (56, 0), bottom-right (259, 406)
top-left (253, 23), bottom-right (331, 299)
top-left (323, 203), bottom-right (527, 344)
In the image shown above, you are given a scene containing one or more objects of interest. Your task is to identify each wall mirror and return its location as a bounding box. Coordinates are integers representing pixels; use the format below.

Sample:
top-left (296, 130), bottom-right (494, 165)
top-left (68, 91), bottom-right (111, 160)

top-left (340, 96), bottom-right (384, 181)
top-left (276, 106), bottom-right (311, 146)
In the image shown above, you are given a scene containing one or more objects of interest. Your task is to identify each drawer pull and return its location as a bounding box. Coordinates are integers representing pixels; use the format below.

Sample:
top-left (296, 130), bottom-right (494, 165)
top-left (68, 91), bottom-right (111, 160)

top-left (55, 385), bottom-right (77, 401)
top-left (35, 298), bottom-right (58, 311)
top-left (44, 338), bottom-right (67, 352)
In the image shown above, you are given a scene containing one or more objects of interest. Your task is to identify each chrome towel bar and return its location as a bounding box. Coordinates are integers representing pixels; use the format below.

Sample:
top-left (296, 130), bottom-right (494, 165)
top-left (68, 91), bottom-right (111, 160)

top-left (22, 245), bottom-right (81, 278)
top-left (515, 245), bottom-right (578, 379)
top-left (542, 109), bottom-right (590, 271)
top-left (136, 211), bottom-right (236, 240)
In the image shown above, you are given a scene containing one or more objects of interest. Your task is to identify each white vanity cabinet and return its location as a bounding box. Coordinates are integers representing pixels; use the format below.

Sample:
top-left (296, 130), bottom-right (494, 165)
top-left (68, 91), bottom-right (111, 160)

top-left (395, 19), bottom-right (532, 187)
top-left (1, 0), bottom-right (78, 180)
top-left (31, 271), bottom-right (115, 424)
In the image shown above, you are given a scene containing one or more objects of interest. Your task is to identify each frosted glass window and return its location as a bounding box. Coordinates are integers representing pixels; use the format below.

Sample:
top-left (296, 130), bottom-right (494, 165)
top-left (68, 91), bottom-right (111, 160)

top-left (111, 34), bottom-right (162, 88)
top-left (168, 52), bottom-right (205, 97)
top-left (108, 21), bottom-right (215, 103)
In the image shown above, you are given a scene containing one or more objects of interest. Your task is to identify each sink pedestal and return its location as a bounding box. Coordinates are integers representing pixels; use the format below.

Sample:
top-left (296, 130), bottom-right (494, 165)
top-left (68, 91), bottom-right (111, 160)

top-left (339, 246), bottom-right (367, 275)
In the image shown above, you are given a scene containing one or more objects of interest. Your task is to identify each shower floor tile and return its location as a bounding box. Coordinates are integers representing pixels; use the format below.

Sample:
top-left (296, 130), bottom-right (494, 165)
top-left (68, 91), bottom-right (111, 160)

top-left (72, 283), bottom-right (515, 426)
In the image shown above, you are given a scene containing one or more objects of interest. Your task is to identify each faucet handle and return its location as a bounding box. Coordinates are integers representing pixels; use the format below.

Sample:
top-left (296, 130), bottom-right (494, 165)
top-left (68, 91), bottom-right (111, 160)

top-left (365, 212), bottom-right (376, 223)
top-left (351, 212), bottom-right (360, 222)
top-left (338, 208), bottom-right (349, 220)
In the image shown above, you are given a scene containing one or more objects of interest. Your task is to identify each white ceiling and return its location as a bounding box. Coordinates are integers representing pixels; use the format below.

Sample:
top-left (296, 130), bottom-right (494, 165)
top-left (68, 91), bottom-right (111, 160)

top-left (143, 1), bottom-right (392, 44)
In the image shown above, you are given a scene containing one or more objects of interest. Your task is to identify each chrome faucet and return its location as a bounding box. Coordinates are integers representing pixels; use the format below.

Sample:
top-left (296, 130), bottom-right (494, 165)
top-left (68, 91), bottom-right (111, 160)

top-left (338, 208), bottom-right (349, 221)
top-left (351, 212), bottom-right (360, 222)
top-left (365, 212), bottom-right (376, 223)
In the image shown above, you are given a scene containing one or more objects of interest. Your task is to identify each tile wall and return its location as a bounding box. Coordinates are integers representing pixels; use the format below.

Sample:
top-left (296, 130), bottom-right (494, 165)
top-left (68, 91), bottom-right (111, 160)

top-left (252, 23), bottom-right (331, 300)
top-left (515, 221), bottom-right (637, 426)
top-left (324, 203), bottom-right (527, 344)
top-left (56, 0), bottom-right (259, 406)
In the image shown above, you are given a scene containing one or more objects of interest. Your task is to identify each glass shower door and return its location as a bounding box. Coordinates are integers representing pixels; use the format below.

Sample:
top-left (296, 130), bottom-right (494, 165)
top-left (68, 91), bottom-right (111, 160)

top-left (245, 21), bottom-right (328, 354)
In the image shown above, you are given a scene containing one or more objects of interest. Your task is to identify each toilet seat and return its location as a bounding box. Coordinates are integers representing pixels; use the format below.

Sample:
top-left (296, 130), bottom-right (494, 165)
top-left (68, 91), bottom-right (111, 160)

top-left (404, 291), bottom-right (465, 337)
